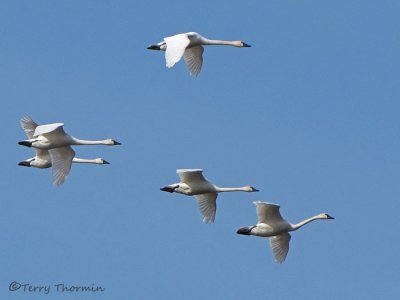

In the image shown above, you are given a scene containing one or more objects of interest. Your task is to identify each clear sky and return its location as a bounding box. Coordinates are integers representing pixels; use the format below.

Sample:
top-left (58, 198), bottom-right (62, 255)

top-left (1, 0), bottom-right (399, 299)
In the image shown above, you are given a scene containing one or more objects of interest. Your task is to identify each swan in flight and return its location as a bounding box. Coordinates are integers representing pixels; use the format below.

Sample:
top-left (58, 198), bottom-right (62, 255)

top-left (18, 119), bottom-right (121, 150)
top-left (18, 116), bottom-right (114, 185)
top-left (147, 32), bottom-right (251, 76)
top-left (19, 147), bottom-right (110, 186)
top-left (160, 169), bottom-right (259, 223)
top-left (237, 201), bottom-right (334, 263)
top-left (18, 156), bottom-right (109, 169)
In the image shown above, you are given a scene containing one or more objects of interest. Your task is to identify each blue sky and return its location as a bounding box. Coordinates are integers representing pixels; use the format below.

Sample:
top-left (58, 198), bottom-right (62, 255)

top-left (1, 0), bottom-right (399, 299)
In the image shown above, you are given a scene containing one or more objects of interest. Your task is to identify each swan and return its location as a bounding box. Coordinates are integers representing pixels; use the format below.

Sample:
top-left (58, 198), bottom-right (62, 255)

top-left (147, 32), bottom-right (251, 76)
top-left (237, 201), bottom-right (334, 263)
top-left (18, 151), bottom-right (110, 186)
top-left (160, 169), bottom-right (259, 223)
top-left (18, 119), bottom-right (121, 150)
top-left (18, 116), bottom-right (112, 185)
top-left (18, 156), bottom-right (109, 169)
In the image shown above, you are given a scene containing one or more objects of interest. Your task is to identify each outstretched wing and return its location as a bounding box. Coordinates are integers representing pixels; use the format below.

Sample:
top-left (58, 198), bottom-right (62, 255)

top-left (254, 201), bottom-right (285, 225)
top-left (49, 146), bottom-right (75, 186)
top-left (194, 193), bottom-right (217, 224)
top-left (269, 233), bottom-right (291, 264)
top-left (20, 116), bottom-right (38, 139)
top-left (34, 123), bottom-right (65, 137)
top-left (164, 34), bottom-right (191, 68)
top-left (183, 46), bottom-right (204, 76)
top-left (177, 169), bottom-right (208, 184)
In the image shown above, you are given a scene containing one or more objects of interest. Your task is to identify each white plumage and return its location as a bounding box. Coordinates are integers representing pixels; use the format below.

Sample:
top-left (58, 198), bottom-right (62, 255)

top-left (18, 116), bottom-right (112, 186)
top-left (147, 32), bottom-right (251, 76)
top-left (160, 169), bottom-right (258, 223)
top-left (237, 201), bottom-right (334, 263)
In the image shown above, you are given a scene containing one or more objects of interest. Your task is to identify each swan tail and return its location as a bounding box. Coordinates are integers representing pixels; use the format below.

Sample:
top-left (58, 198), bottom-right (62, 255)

top-left (237, 226), bottom-right (254, 236)
top-left (147, 44), bottom-right (162, 50)
top-left (147, 41), bottom-right (166, 51)
top-left (18, 140), bottom-right (33, 147)
top-left (160, 185), bottom-right (178, 193)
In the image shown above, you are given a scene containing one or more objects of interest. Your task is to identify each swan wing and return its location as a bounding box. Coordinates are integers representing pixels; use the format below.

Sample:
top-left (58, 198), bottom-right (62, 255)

top-left (20, 116), bottom-right (38, 139)
top-left (49, 146), bottom-right (75, 186)
top-left (33, 123), bottom-right (66, 137)
top-left (254, 201), bottom-right (285, 225)
top-left (177, 169), bottom-right (207, 183)
top-left (194, 193), bottom-right (217, 224)
top-left (36, 149), bottom-right (51, 162)
top-left (269, 233), bottom-right (291, 264)
top-left (164, 34), bottom-right (191, 68)
top-left (183, 46), bottom-right (204, 76)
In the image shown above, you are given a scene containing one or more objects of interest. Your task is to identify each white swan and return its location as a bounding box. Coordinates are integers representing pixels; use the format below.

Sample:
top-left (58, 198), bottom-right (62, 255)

top-left (18, 116), bottom-right (114, 185)
top-left (18, 120), bottom-right (121, 150)
top-left (19, 156), bottom-right (109, 168)
top-left (160, 169), bottom-right (259, 223)
top-left (237, 201), bottom-right (334, 263)
top-left (19, 148), bottom-right (110, 186)
top-left (147, 32), bottom-right (251, 76)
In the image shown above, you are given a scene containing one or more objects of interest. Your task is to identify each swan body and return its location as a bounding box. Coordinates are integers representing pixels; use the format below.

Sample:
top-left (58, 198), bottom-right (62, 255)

top-left (18, 157), bottom-right (109, 169)
top-left (237, 201), bottom-right (334, 263)
top-left (160, 169), bottom-right (259, 223)
top-left (18, 116), bottom-right (112, 185)
top-left (147, 32), bottom-right (251, 76)
top-left (18, 120), bottom-right (121, 150)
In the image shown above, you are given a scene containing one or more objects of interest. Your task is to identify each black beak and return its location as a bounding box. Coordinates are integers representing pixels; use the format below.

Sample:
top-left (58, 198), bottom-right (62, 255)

top-left (242, 42), bottom-right (251, 47)
top-left (252, 188), bottom-right (259, 192)
top-left (18, 141), bottom-right (32, 147)
top-left (236, 226), bottom-right (254, 235)
top-left (113, 141), bottom-right (122, 145)
top-left (327, 214), bottom-right (335, 220)
top-left (160, 186), bottom-right (178, 193)
top-left (18, 161), bottom-right (31, 167)
top-left (103, 160), bottom-right (110, 164)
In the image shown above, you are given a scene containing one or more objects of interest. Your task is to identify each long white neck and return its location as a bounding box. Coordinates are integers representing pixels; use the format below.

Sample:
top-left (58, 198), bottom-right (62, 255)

top-left (70, 137), bottom-right (109, 145)
top-left (290, 215), bottom-right (326, 231)
top-left (201, 38), bottom-right (238, 46)
top-left (215, 186), bottom-right (248, 192)
top-left (72, 158), bottom-right (99, 164)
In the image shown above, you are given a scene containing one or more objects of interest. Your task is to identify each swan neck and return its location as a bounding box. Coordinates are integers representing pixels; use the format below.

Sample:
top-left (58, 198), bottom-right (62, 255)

top-left (72, 158), bottom-right (97, 164)
top-left (71, 137), bottom-right (106, 145)
top-left (291, 215), bottom-right (323, 231)
top-left (215, 187), bottom-right (246, 192)
top-left (202, 39), bottom-right (236, 46)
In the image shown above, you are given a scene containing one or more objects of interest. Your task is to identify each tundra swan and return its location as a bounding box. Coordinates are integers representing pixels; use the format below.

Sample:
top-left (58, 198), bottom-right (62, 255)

top-left (18, 116), bottom-right (112, 185)
top-left (147, 32), bottom-right (251, 76)
top-left (237, 201), bottom-right (334, 263)
top-left (18, 119), bottom-right (121, 150)
top-left (18, 156), bottom-right (109, 169)
top-left (160, 169), bottom-right (259, 223)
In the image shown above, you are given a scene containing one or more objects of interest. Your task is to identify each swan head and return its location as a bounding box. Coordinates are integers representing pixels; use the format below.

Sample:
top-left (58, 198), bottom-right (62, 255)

top-left (321, 213), bottom-right (334, 220)
top-left (18, 160), bottom-right (32, 167)
top-left (235, 41), bottom-right (251, 48)
top-left (244, 186), bottom-right (259, 192)
top-left (96, 158), bottom-right (110, 164)
top-left (106, 139), bottom-right (121, 145)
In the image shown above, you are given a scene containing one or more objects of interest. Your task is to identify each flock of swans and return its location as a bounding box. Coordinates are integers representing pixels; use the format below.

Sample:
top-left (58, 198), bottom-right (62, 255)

top-left (17, 32), bottom-right (334, 263)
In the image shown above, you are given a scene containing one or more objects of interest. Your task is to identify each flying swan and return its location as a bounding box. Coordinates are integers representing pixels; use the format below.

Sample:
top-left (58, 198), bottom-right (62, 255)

top-left (18, 116), bottom-right (117, 185)
top-left (160, 169), bottom-right (259, 223)
top-left (147, 32), bottom-right (251, 76)
top-left (237, 201), bottom-right (334, 263)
